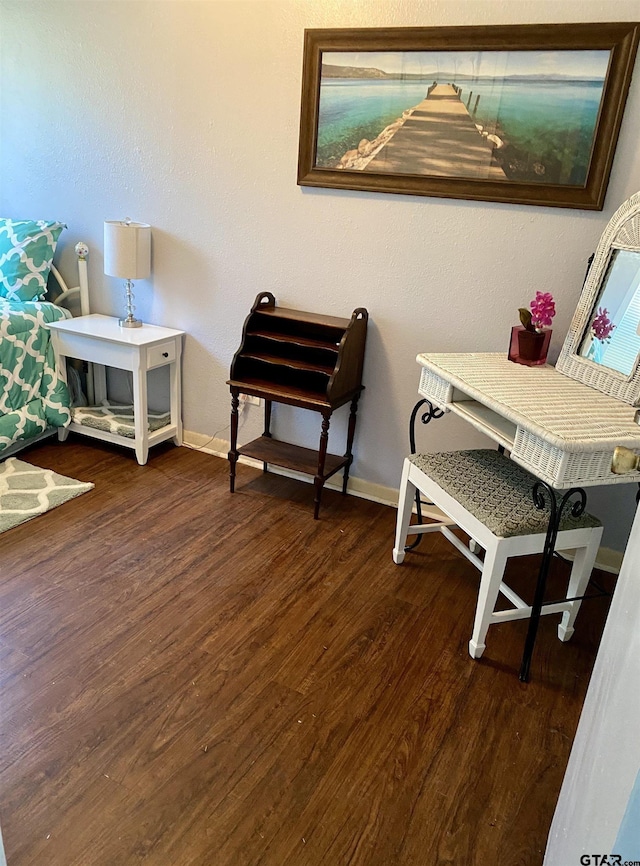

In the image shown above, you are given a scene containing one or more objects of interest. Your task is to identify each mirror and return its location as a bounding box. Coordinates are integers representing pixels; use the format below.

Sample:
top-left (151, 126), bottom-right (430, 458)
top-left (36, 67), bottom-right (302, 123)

top-left (577, 249), bottom-right (640, 376)
top-left (557, 190), bottom-right (640, 406)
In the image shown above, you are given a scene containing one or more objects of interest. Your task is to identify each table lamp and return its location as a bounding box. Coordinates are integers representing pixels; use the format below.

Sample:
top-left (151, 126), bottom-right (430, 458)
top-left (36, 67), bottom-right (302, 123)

top-left (104, 218), bottom-right (151, 328)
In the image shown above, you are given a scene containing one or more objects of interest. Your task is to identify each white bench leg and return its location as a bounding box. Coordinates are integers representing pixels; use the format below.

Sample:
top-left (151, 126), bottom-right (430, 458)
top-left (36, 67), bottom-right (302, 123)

top-left (469, 543), bottom-right (509, 659)
top-left (393, 459), bottom-right (415, 565)
top-left (557, 528), bottom-right (603, 642)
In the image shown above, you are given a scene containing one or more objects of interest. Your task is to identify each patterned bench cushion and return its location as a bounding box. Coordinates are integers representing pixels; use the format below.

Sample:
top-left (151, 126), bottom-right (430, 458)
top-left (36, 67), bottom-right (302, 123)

top-left (410, 449), bottom-right (601, 538)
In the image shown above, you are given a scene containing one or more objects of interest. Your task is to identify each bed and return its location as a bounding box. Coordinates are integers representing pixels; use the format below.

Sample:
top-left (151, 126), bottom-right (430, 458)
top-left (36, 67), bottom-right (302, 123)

top-left (0, 219), bottom-right (89, 459)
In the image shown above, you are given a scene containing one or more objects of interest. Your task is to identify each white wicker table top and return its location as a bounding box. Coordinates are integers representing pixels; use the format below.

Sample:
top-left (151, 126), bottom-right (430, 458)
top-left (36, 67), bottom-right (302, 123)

top-left (417, 353), bottom-right (640, 453)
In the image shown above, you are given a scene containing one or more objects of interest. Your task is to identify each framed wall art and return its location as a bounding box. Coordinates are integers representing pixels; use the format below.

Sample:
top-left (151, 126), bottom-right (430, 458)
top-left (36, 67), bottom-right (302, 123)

top-left (297, 23), bottom-right (639, 209)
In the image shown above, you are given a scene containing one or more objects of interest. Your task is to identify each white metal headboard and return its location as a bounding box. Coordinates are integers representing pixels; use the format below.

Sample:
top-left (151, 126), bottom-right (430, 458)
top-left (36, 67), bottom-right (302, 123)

top-left (49, 241), bottom-right (90, 317)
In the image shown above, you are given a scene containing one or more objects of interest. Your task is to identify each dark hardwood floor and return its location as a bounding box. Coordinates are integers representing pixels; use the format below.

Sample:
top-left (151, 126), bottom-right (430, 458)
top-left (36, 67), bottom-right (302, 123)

top-left (0, 437), bottom-right (614, 866)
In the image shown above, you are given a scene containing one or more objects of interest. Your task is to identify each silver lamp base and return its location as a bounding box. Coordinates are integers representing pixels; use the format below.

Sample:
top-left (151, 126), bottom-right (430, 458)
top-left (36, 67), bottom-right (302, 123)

top-left (119, 316), bottom-right (142, 329)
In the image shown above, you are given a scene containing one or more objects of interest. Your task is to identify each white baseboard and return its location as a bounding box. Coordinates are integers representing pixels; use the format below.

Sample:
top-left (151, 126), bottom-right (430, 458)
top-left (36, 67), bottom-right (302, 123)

top-left (182, 429), bottom-right (622, 575)
top-left (182, 431), bottom-right (232, 459)
top-left (586, 546), bottom-right (623, 575)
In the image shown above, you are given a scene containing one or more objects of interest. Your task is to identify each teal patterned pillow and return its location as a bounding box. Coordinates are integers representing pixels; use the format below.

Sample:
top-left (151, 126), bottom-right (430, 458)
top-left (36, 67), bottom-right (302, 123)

top-left (0, 219), bottom-right (66, 302)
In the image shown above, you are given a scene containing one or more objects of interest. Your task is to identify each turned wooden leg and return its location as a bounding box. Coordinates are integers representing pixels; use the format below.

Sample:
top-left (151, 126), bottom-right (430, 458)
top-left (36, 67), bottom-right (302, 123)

top-left (342, 394), bottom-right (360, 495)
top-left (262, 399), bottom-right (272, 473)
top-left (314, 412), bottom-right (331, 519)
top-left (228, 390), bottom-right (240, 493)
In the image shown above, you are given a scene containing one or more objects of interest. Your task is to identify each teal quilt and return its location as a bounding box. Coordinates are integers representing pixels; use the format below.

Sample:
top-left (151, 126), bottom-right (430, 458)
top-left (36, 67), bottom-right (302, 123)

top-left (0, 301), bottom-right (71, 453)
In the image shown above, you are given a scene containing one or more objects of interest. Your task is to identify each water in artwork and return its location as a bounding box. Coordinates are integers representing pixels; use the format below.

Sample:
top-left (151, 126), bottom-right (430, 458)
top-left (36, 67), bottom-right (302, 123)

top-left (316, 77), bottom-right (605, 185)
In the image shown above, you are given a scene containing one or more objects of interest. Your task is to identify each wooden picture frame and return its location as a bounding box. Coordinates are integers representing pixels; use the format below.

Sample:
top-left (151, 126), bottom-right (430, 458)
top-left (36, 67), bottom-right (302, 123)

top-left (297, 23), bottom-right (639, 209)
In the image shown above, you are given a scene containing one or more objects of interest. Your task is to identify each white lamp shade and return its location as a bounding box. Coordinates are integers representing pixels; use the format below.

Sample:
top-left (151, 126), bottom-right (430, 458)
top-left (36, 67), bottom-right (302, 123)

top-left (104, 220), bottom-right (151, 279)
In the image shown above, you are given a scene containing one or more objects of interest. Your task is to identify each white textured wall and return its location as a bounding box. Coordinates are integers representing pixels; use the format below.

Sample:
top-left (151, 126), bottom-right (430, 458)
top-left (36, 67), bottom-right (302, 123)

top-left (545, 500), bottom-right (640, 863)
top-left (1, 0), bottom-right (640, 549)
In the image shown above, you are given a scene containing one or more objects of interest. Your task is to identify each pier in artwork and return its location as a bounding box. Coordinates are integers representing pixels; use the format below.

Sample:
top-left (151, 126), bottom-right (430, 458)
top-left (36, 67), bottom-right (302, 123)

top-left (364, 83), bottom-right (506, 179)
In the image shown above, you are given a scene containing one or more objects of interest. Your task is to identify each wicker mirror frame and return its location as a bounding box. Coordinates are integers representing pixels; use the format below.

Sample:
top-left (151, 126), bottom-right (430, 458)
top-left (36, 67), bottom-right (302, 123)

top-left (557, 190), bottom-right (640, 405)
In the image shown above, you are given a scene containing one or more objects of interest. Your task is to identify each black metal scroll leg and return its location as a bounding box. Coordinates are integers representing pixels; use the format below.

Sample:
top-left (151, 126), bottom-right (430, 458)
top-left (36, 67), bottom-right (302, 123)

top-left (314, 412), bottom-right (331, 520)
top-left (519, 483), bottom-right (587, 682)
top-left (342, 395), bottom-right (360, 495)
top-left (405, 398), bottom-right (445, 551)
top-left (409, 398), bottom-right (445, 454)
top-left (228, 390), bottom-right (240, 493)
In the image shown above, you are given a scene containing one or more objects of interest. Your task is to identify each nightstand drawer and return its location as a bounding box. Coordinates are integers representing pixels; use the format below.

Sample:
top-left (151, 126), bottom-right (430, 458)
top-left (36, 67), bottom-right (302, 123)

top-left (148, 340), bottom-right (176, 369)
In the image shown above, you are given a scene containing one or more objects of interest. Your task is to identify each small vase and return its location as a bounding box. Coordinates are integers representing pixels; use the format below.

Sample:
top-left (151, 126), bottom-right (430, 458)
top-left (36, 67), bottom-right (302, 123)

top-left (508, 326), bottom-right (551, 366)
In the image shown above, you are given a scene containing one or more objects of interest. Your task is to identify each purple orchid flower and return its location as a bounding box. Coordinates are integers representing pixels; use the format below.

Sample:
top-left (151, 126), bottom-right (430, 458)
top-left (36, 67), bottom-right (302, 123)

top-left (530, 291), bottom-right (556, 329)
top-left (591, 307), bottom-right (615, 342)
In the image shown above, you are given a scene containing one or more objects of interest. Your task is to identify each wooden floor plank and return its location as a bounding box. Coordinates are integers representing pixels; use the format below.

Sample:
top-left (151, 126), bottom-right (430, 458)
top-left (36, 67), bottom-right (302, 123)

top-left (0, 437), bottom-right (614, 865)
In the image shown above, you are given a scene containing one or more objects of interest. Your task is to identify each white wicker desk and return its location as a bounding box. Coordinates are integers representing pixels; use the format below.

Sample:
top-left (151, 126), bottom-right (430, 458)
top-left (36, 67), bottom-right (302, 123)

top-left (417, 353), bottom-right (640, 490)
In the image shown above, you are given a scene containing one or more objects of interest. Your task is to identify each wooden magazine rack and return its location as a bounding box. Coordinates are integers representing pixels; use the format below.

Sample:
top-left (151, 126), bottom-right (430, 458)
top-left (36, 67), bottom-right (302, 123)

top-left (227, 292), bottom-right (368, 517)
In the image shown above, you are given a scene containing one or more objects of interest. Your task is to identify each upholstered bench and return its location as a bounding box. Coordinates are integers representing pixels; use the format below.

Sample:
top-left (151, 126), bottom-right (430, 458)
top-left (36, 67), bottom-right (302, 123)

top-left (393, 449), bottom-right (603, 659)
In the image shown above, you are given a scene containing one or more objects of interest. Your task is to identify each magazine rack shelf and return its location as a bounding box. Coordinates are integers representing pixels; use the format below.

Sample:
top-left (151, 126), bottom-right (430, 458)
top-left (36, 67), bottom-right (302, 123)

top-left (227, 292), bottom-right (368, 517)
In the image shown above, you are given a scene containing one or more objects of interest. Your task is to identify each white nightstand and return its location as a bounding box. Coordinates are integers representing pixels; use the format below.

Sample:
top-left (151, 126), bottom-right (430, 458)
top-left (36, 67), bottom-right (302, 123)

top-left (47, 314), bottom-right (185, 465)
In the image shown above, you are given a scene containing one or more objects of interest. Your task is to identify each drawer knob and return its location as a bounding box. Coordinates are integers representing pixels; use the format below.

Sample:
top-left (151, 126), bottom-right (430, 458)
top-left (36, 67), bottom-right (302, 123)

top-left (162, 352), bottom-right (169, 358)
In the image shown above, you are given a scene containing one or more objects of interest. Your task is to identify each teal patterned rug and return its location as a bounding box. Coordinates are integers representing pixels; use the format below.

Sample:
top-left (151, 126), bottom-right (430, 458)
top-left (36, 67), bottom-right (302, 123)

top-left (0, 458), bottom-right (93, 533)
